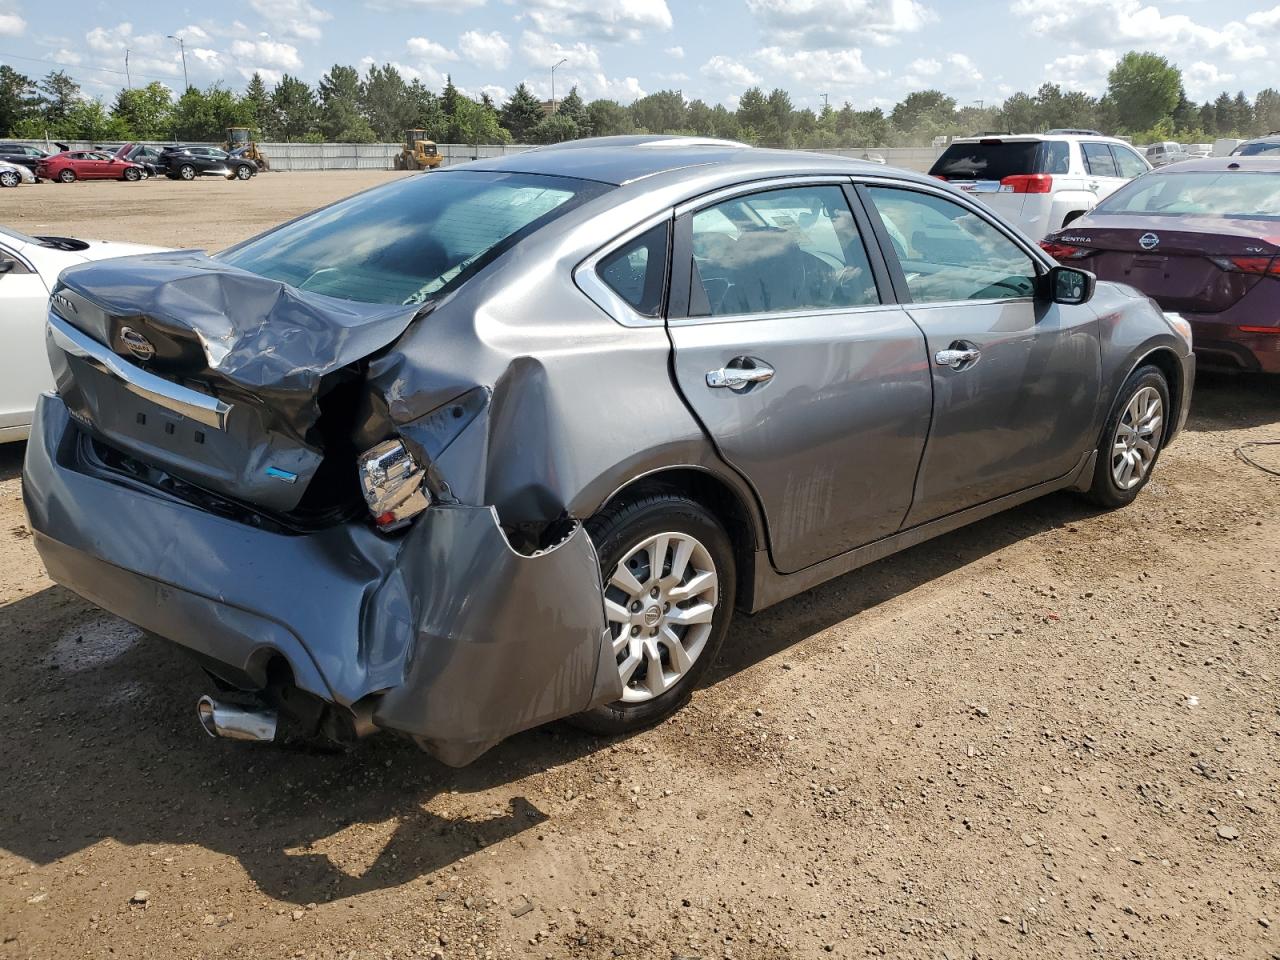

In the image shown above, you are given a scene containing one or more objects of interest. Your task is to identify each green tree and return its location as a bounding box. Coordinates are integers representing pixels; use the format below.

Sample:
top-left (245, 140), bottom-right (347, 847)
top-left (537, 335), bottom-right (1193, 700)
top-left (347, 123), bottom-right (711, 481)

top-left (1212, 91), bottom-right (1236, 135)
top-left (243, 72), bottom-right (272, 138)
top-left (441, 75), bottom-right (461, 121)
top-left (111, 82), bottom-right (173, 140)
top-left (557, 86), bottom-right (586, 129)
top-left (531, 111), bottom-right (579, 144)
top-left (1233, 91), bottom-right (1254, 136)
top-left (889, 90), bottom-right (956, 134)
top-left (736, 87), bottom-right (770, 142)
top-left (451, 95), bottom-right (509, 144)
top-left (0, 65), bottom-right (38, 136)
top-left (1256, 88), bottom-right (1280, 136)
top-left (270, 75), bottom-right (317, 141)
top-left (630, 89), bottom-right (686, 134)
top-left (361, 64), bottom-right (415, 141)
top-left (1106, 51), bottom-right (1182, 132)
top-left (171, 83), bottom-right (250, 141)
top-left (38, 70), bottom-right (81, 125)
top-left (500, 83), bottom-right (543, 142)
top-left (318, 64), bottom-right (374, 141)
top-left (584, 98), bottom-right (631, 137)
top-left (408, 79), bottom-right (447, 141)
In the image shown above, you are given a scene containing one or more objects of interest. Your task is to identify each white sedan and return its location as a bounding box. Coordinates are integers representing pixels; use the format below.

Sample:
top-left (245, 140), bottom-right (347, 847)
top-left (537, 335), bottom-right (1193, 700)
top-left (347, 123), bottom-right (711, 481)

top-left (0, 161), bottom-right (35, 187)
top-left (0, 225), bottom-right (165, 442)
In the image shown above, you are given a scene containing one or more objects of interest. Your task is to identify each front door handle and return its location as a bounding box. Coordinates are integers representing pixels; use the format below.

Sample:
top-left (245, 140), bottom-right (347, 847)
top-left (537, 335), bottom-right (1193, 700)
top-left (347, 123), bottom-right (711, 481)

top-left (935, 347), bottom-right (981, 370)
top-left (706, 358), bottom-right (775, 390)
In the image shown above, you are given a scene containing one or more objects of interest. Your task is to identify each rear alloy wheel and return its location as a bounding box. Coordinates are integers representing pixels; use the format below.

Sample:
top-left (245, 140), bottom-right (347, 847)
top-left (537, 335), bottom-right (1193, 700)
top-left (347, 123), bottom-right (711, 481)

top-left (123, 167), bottom-right (141, 182)
top-left (235, 164), bottom-right (252, 180)
top-left (1084, 365), bottom-right (1170, 508)
top-left (0, 169), bottom-right (19, 188)
top-left (569, 492), bottom-right (735, 735)
top-left (58, 168), bottom-right (76, 183)
top-left (178, 163), bottom-right (196, 181)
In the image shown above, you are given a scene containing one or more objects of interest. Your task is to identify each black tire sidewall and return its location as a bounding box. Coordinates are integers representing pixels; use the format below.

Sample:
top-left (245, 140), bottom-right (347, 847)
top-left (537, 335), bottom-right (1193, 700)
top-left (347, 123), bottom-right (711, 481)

top-left (1088, 365), bottom-right (1171, 508)
top-left (59, 170), bottom-right (75, 182)
top-left (572, 494), bottom-right (736, 734)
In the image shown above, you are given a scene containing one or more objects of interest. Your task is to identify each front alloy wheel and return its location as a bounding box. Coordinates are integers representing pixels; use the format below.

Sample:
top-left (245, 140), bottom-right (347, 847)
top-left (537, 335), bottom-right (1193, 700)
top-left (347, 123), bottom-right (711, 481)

top-left (235, 164), bottom-right (252, 180)
top-left (1084, 364), bottom-right (1170, 508)
top-left (0, 170), bottom-right (18, 188)
top-left (569, 492), bottom-right (735, 735)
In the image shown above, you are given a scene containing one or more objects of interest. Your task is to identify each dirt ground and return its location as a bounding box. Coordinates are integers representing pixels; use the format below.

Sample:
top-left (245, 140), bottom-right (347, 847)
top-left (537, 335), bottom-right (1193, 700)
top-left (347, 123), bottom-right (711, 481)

top-left (1, 173), bottom-right (1278, 960)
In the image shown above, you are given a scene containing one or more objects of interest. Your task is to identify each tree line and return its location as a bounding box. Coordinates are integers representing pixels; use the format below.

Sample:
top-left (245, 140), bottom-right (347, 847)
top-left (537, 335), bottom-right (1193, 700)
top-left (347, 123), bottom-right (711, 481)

top-left (1, 51), bottom-right (1276, 148)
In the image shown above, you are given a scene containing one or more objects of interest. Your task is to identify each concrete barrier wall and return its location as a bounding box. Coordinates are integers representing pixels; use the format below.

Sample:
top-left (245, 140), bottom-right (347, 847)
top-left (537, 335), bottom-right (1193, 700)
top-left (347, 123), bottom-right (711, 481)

top-left (14, 140), bottom-right (940, 172)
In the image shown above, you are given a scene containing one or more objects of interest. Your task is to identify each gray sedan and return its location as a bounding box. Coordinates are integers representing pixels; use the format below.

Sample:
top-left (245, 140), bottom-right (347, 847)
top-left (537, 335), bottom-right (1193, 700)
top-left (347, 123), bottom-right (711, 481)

top-left (25, 136), bottom-right (1194, 765)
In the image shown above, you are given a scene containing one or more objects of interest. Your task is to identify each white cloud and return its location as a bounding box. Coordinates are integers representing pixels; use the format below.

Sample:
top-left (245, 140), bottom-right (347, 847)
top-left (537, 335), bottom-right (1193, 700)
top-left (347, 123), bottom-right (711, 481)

top-left (520, 31), bottom-right (602, 72)
top-left (458, 30), bottom-right (511, 68)
top-left (745, 0), bottom-right (932, 50)
top-left (0, 11), bottom-right (24, 37)
top-left (359, 54), bottom-right (444, 89)
top-left (1043, 49), bottom-right (1118, 95)
top-left (523, 0), bottom-right (673, 42)
top-left (478, 83), bottom-right (508, 103)
top-left (406, 36), bottom-right (459, 61)
top-left (665, 45), bottom-right (684, 58)
top-left (230, 38), bottom-right (302, 71)
top-left (366, 0), bottom-right (483, 9)
top-left (1011, 0), bottom-right (1267, 63)
top-left (754, 45), bottom-right (879, 91)
top-left (906, 57), bottom-right (940, 78)
top-left (248, 0), bottom-right (332, 42)
top-left (1184, 60), bottom-right (1235, 98)
top-left (701, 55), bottom-right (760, 88)
top-left (518, 33), bottom-right (644, 101)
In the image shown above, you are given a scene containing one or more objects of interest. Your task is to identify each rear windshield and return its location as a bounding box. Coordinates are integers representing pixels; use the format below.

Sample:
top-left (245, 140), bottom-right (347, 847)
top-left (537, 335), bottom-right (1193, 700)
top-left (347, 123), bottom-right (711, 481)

top-left (929, 141), bottom-right (1045, 181)
top-left (220, 169), bottom-right (608, 305)
top-left (1235, 141), bottom-right (1280, 156)
top-left (1092, 171), bottom-right (1280, 219)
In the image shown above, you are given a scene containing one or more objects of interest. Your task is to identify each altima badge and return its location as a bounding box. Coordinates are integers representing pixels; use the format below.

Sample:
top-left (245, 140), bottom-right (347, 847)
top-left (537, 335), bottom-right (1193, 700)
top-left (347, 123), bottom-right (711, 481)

top-left (1139, 232), bottom-right (1160, 251)
top-left (119, 326), bottom-right (156, 361)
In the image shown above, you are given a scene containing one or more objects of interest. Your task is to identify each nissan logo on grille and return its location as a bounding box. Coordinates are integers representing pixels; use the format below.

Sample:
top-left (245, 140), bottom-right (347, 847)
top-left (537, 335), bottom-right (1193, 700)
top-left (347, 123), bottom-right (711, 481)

top-left (1139, 232), bottom-right (1160, 251)
top-left (119, 326), bottom-right (156, 361)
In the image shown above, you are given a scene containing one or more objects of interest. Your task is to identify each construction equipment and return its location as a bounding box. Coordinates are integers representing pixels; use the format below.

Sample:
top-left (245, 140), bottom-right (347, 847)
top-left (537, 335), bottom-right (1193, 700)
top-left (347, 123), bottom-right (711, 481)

top-left (395, 130), bottom-right (443, 171)
top-left (224, 127), bottom-right (270, 171)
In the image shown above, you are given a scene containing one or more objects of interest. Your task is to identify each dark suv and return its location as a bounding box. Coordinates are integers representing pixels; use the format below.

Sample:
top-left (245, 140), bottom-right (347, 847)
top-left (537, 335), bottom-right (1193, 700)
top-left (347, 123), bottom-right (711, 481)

top-left (158, 145), bottom-right (258, 181)
top-left (0, 142), bottom-right (56, 179)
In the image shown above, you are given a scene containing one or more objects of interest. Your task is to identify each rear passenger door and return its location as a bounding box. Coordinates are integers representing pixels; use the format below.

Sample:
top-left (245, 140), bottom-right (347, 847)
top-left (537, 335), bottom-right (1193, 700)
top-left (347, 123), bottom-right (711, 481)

top-left (860, 183), bottom-right (1101, 525)
top-left (1080, 141), bottom-right (1127, 202)
top-left (665, 181), bottom-right (933, 573)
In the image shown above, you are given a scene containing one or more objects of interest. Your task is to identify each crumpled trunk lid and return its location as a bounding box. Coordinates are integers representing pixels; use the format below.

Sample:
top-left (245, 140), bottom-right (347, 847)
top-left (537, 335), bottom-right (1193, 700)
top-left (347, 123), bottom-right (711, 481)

top-left (49, 251), bottom-right (421, 515)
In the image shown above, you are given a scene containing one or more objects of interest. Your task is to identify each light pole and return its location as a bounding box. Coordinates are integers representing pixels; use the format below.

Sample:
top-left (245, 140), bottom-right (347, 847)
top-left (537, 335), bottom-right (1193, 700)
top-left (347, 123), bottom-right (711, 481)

top-left (819, 92), bottom-right (829, 110)
top-left (167, 34), bottom-right (189, 91)
top-left (550, 57), bottom-right (567, 112)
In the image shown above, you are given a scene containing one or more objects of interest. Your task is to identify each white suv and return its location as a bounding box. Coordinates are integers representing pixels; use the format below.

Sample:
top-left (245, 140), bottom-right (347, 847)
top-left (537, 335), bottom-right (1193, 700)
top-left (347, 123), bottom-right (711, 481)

top-left (928, 133), bottom-right (1151, 240)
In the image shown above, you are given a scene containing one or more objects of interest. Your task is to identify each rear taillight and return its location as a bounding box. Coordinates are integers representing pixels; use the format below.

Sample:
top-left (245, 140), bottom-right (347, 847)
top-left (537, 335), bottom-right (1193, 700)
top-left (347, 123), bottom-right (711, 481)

top-left (357, 439), bottom-right (430, 532)
top-left (1210, 255), bottom-right (1280, 277)
top-left (1238, 326), bottom-right (1280, 335)
top-left (931, 174), bottom-right (948, 181)
top-left (1038, 240), bottom-right (1093, 260)
top-left (1001, 174), bottom-right (1053, 194)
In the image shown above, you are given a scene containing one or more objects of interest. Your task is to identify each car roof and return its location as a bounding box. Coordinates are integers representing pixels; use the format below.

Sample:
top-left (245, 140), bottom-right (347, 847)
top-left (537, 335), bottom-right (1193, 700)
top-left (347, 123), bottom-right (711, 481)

top-left (455, 135), bottom-right (907, 187)
top-left (1148, 156), bottom-right (1280, 174)
top-left (948, 133), bottom-right (1130, 144)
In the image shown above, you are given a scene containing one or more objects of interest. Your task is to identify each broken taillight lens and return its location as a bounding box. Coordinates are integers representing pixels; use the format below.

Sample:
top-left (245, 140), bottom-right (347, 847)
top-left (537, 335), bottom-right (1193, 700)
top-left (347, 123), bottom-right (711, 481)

top-left (357, 439), bottom-right (430, 532)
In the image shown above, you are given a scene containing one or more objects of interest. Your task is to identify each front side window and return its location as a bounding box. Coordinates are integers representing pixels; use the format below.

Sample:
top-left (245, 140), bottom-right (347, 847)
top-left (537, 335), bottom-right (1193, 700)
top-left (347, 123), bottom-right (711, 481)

top-left (688, 185), bottom-right (879, 318)
top-left (1082, 142), bottom-right (1119, 177)
top-left (597, 221), bottom-right (670, 318)
top-left (219, 170), bottom-right (608, 305)
top-left (1111, 146), bottom-right (1148, 179)
top-left (867, 187), bottom-right (1038, 303)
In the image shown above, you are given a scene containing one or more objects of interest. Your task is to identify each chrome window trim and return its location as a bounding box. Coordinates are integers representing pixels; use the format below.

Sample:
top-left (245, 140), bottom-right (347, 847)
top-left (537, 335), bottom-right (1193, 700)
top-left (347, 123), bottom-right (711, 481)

top-left (573, 210), bottom-right (673, 328)
top-left (47, 312), bottom-right (234, 431)
top-left (0, 241), bottom-right (36, 275)
top-left (669, 302), bottom-right (897, 328)
top-left (674, 174), bottom-right (854, 218)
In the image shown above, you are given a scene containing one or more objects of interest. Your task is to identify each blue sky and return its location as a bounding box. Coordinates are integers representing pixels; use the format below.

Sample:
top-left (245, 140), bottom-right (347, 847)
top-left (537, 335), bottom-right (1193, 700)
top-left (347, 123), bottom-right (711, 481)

top-left (1, 0), bottom-right (1278, 111)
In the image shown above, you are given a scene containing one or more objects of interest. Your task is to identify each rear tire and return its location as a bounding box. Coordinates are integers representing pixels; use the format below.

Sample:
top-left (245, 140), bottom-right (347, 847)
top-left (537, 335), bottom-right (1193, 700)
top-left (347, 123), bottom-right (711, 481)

top-left (567, 492), bottom-right (736, 736)
top-left (0, 170), bottom-right (18, 188)
top-left (178, 164), bottom-right (196, 181)
top-left (58, 168), bottom-right (76, 183)
top-left (1083, 365), bottom-right (1170, 508)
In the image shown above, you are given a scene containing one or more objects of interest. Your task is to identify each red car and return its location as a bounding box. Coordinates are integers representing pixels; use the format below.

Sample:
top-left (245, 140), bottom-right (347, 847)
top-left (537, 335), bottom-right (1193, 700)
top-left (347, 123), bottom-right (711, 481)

top-left (1041, 157), bottom-right (1280, 374)
top-left (35, 150), bottom-right (146, 184)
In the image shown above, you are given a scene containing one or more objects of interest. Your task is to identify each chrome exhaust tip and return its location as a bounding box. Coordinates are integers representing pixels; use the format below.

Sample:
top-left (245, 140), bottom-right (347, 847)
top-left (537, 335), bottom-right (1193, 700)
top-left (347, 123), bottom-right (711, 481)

top-left (196, 695), bottom-right (278, 742)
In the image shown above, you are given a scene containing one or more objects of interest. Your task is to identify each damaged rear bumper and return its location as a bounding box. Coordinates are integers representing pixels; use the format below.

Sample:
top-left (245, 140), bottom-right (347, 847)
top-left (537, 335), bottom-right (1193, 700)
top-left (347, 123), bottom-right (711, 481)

top-left (23, 394), bottom-right (620, 765)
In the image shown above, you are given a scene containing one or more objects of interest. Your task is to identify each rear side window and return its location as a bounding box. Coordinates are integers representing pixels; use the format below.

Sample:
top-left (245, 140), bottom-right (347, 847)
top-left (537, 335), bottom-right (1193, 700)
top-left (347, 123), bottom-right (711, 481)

top-left (1111, 146), bottom-right (1148, 179)
top-left (929, 141), bottom-right (1043, 181)
top-left (1043, 141), bottom-right (1069, 174)
top-left (1237, 141), bottom-right (1280, 156)
top-left (688, 185), bottom-right (879, 318)
top-left (219, 170), bottom-right (609, 305)
top-left (1082, 143), bottom-right (1119, 177)
top-left (597, 222), bottom-right (670, 318)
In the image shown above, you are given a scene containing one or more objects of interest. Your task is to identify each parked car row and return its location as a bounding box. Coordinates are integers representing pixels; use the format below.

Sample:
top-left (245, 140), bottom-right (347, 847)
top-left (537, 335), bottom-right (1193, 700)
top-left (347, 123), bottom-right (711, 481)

top-left (0, 140), bottom-right (258, 185)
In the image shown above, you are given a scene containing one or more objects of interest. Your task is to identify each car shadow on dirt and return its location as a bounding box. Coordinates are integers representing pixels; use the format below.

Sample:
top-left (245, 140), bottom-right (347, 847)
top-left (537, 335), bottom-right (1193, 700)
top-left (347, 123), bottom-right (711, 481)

top-left (0, 441), bottom-right (23, 483)
top-left (1186, 372), bottom-right (1278, 431)
top-left (0, 370), bottom-right (1272, 907)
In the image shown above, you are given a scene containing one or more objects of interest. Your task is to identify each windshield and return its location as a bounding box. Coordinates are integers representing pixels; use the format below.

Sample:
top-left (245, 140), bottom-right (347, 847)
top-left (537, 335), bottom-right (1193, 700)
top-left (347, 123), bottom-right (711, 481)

top-left (1235, 141), bottom-right (1280, 157)
top-left (218, 171), bottom-right (607, 305)
top-left (929, 141), bottom-right (1045, 180)
top-left (1092, 171), bottom-right (1280, 219)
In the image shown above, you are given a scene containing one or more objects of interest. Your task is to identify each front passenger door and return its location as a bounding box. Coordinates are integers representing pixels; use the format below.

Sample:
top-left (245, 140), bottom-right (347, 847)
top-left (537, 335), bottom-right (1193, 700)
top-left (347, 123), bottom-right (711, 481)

top-left (862, 185), bottom-right (1101, 526)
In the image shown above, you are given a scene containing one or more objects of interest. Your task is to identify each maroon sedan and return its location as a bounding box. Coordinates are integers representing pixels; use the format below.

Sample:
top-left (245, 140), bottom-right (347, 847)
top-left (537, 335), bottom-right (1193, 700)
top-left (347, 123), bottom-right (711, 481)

top-left (35, 150), bottom-right (146, 184)
top-left (1041, 157), bottom-right (1280, 374)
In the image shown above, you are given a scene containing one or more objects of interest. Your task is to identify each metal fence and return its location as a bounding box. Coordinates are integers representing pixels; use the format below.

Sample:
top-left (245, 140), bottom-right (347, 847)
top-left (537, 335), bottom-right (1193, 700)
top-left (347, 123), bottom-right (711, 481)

top-left (12, 140), bottom-right (941, 173)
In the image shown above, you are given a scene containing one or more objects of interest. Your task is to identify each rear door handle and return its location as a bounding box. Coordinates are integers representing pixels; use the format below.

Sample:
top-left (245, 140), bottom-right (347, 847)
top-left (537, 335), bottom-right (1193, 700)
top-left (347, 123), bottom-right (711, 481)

top-left (706, 358), bottom-right (775, 389)
top-left (935, 347), bottom-right (981, 370)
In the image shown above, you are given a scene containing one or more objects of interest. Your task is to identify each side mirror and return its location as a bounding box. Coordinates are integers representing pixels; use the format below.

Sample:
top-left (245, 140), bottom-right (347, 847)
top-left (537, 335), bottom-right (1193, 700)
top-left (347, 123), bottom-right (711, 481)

top-left (0, 260), bottom-right (14, 275)
top-left (1045, 265), bottom-right (1096, 306)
